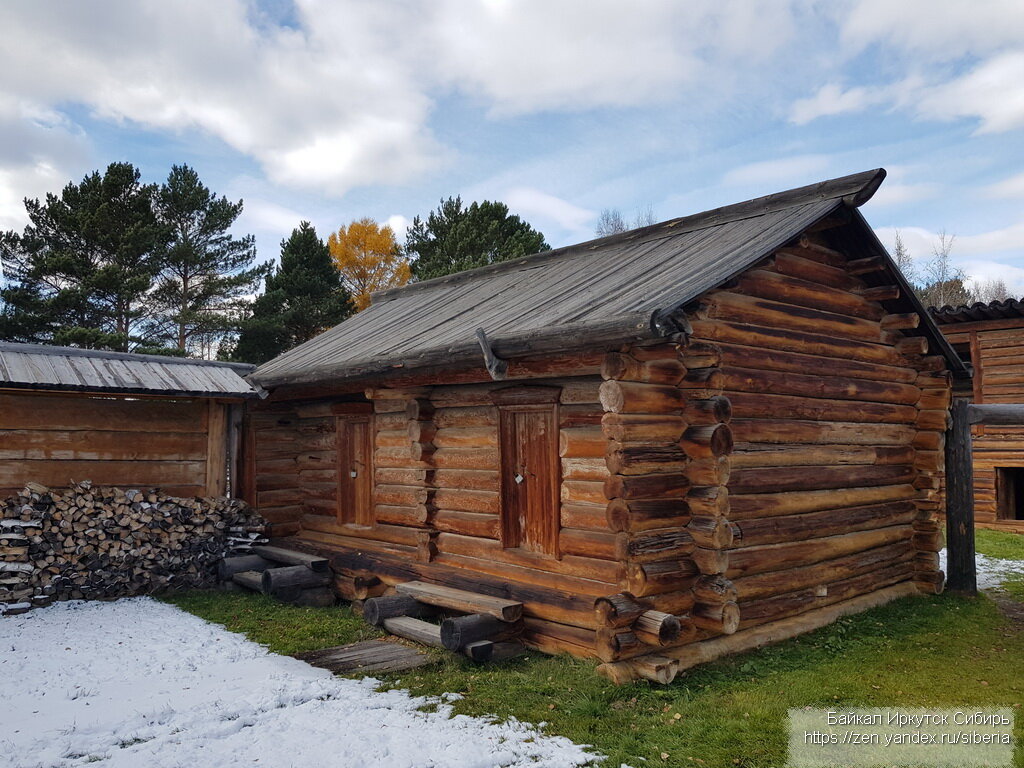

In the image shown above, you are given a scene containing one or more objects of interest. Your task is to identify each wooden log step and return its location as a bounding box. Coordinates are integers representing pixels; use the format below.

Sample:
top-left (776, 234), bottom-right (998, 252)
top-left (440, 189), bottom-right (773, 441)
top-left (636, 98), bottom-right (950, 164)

top-left (463, 640), bottom-right (526, 663)
top-left (232, 570), bottom-right (263, 592)
top-left (395, 580), bottom-right (523, 621)
top-left (295, 639), bottom-right (436, 674)
top-left (364, 594), bottom-right (440, 626)
top-left (383, 616), bottom-right (446, 648)
top-left (252, 545), bottom-right (329, 572)
top-left (441, 614), bottom-right (523, 650)
top-left (218, 554), bottom-right (274, 581)
top-left (262, 565), bottom-right (333, 598)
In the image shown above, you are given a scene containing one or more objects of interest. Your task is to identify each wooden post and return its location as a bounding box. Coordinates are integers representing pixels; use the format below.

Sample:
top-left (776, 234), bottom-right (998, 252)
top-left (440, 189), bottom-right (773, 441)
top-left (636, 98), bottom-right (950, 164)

top-left (205, 401), bottom-right (228, 497)
top-left (945, 398), bottom-right (976, 594)
top-left (227, 403), bottom-right (244, 499)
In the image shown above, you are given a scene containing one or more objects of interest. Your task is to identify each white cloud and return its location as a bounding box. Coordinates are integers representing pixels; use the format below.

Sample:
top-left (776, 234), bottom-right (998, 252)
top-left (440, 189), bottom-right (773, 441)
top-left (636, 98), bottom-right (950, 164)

top-left (386, 215), bottom-right (410, 238)
top-left (790, 83), bottom-right (881, 125)
top-left (986, 172), bottom-right (1024, 199)
top-left (914, 52), bottom-right (1024, 133)
top-left (504, 187), bottom-right (594, 240)
top-left (721, 155), bottom-right (831, 188)
top-left (842, 0), bottom-right (1024, 60)
top-left (0, 1), bottom-right (815, 200)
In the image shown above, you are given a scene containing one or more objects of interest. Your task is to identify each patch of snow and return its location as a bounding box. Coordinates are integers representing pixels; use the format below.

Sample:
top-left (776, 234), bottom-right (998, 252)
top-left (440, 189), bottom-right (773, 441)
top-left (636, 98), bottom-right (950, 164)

top-left (0, 598), bottom-right (603, 768)
top-left (938, 548), bottom-right (1024, 589)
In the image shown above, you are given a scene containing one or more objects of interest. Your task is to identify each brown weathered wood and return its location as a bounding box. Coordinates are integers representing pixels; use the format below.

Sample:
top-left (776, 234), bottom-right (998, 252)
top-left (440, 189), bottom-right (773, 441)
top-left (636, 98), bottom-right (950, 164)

top-left (440, 614), bottom-right (521, 650)
top-left (383, 616), bottom-right (445, 648)
top-left (395, 580), bottom-right (523, 621)
top-left (252, 545), bottom-right (329, 572)
top-left (363, 594), bottom-right (440, 626)
top-left (945, 398), bottom-right (976, 593)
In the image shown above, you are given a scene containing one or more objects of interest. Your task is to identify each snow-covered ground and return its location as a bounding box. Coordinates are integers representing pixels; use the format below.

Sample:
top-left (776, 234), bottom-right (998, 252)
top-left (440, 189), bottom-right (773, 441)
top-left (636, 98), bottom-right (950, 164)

top-left (938, 548), bottom-right (1024, 589)
top-left (0, 598), bottom-right (602, 768)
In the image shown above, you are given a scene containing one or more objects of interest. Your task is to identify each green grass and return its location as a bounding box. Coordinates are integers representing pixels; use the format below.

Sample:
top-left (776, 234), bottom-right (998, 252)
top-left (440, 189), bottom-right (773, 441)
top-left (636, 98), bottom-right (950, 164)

top-left (976, 528), bottom-right (1024, 561)
top-left (167, 589), bottom-right (1024, 767)
top-left (163, 589), bottom-right (383, 655)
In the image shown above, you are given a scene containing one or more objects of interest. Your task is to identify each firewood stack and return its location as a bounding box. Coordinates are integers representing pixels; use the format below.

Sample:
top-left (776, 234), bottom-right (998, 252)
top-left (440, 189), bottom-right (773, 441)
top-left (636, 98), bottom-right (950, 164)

top-left (0, 481), bottom-right (265, 616)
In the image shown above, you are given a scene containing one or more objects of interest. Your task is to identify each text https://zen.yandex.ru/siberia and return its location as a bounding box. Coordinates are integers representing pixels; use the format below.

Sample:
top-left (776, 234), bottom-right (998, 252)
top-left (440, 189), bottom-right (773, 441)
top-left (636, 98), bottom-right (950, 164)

top-left (788, 707), bottom-right (1015, 767)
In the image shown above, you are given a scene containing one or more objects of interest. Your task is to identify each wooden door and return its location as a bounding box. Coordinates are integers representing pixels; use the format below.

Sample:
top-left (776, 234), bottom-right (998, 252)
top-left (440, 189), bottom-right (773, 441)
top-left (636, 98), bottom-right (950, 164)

top-left (498, 404), bottom-right (560, 555)
top-left (336, 415), bottom-right (373, 525)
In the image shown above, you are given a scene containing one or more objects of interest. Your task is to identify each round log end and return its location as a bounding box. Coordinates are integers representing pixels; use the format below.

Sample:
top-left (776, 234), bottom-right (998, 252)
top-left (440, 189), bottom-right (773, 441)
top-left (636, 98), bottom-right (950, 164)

top-left (440, 618), bottom-right (462, 651)
top-left (721, 601), bottom-right (740, 635)
top-left (601, 352), bottom-right (632, 381)
top-left (363, 597), bottom-right (384, 626)
top-left (709, 395), bottom-right (732, 424)
top-left (598, 379), bottom-right (625, 413)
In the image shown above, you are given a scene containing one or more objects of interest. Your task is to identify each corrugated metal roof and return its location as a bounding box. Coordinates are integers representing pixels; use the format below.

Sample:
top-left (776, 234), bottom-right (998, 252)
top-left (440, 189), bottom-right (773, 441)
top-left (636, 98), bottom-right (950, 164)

top-left (253, 168), bottom-right (963, 388)
top-left (931, 298), bottom-right (1024, 325)
top-left (0, 343), bottom-right (256, 398)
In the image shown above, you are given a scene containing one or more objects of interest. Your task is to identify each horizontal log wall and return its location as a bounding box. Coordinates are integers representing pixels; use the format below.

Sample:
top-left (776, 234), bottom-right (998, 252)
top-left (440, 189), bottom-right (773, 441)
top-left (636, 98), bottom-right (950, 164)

top-left (690, 233), bottom-right (948, 633)
top-left (293, 375), bottom-right (619, 656)
top-left (0, 391), bottom-right (225, 499)
top-left (940, 320), bottom-right (1024, 530)
top-left (250, 403), bottom-right (340, 536)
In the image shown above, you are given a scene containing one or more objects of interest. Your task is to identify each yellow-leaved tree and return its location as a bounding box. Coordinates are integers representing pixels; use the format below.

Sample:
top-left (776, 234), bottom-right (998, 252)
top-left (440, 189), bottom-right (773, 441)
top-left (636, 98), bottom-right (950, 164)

top-left (328, 218), bottom-right (411, 311)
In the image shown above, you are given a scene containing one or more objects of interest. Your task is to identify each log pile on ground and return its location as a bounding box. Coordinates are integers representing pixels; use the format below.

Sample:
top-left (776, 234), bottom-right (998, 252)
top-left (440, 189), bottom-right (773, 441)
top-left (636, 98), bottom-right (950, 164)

top-left (0, 481), bottom-right (265, 615)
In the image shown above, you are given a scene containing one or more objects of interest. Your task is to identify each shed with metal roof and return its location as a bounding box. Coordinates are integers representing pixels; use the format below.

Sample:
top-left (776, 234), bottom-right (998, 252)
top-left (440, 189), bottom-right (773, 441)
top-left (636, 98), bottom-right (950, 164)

top-left (0, 343), bottom-right (256, 498)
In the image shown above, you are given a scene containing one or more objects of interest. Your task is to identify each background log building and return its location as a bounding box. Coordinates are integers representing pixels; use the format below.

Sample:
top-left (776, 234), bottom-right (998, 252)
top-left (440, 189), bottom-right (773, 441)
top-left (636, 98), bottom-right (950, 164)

top-left (933, 300), bottom-right (1024, 532)
top-left (0, 343), bottom-right (256, 498)
top-left (247, 169), bottom-right (967, 681)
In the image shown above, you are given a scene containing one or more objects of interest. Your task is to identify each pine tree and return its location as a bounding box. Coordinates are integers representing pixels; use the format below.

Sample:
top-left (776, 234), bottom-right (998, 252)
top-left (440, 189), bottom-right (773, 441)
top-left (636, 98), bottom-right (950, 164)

top-left (406, 197), bottom-right (549, 281)
top-left (0, 163), bottom-right (169, 350)
top-left (147, 165), bottom-right (269, 357)
top-left (231, 222), bottom-right (352, 364)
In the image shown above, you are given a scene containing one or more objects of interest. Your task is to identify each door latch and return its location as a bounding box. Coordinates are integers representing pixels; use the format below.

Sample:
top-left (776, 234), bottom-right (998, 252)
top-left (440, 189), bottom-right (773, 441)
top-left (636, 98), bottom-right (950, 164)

top-left (514, 473), bottom-right (524, 484)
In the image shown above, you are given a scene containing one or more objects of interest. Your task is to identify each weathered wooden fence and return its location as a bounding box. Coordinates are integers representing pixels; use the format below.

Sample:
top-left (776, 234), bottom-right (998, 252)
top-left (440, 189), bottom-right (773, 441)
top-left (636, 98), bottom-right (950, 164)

top-left (945, 401), bottom-right (1024, 593)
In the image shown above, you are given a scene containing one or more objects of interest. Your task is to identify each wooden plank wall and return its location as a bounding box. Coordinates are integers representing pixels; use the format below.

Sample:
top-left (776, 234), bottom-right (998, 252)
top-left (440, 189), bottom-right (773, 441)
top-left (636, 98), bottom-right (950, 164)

top-left (687, 231), bottom-right (949, 635)
top-left (941, 320), bottom-right (1024, 529)
top-left (249, 402), bottom-right (340, 535)
top-left (0, 391), bottom-right (224, 498)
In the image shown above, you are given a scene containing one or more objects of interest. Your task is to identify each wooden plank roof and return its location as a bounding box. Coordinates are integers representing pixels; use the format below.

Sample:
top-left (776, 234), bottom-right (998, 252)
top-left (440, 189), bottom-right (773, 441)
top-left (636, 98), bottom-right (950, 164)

top-left (253, 168), bottom-right (965, 388)
top-left (0, 342), bottom-right (256, 398)
top-left (931, 298), bottom-right (1024, 325)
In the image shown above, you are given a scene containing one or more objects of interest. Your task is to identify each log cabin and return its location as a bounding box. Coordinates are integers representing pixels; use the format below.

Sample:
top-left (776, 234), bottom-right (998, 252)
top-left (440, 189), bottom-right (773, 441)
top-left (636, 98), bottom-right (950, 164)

top-left (246, 168), bottom-right (968, 683)
top-left (0, 342), bottom-right (256, 498)
top-left (932, 299), bottom-right (1024, 533)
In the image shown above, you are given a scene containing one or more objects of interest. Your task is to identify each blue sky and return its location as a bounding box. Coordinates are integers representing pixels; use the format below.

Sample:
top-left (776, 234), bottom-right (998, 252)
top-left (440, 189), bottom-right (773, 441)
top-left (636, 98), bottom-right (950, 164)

top-left (1, 1), bottom-right (1022, 291)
